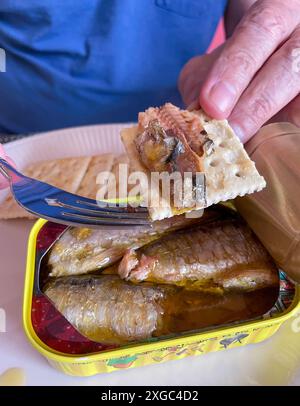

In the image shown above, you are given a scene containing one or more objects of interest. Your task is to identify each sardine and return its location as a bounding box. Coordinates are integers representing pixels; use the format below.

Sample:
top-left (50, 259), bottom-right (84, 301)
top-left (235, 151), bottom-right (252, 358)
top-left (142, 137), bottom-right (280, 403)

top-left (48, 209), bottom-right (222, 277)
top-left (44, 275), bottom-right (278, 344)
top-left (136, 103), bottom-right (211, 175)
top-left (118, 215), bottom-right (279, 293)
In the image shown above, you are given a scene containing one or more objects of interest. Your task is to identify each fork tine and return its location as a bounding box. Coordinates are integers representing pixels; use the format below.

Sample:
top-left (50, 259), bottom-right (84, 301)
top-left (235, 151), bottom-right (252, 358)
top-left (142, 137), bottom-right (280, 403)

top-left (60, 211), bottom-right (150, 226)
top-left (19, 182), bottom-right (148, 216)
top-left (15, 196), bottom-right (150, 227)
top-left (17, 181), bottom-right (150, 225)
top-left (15, 178), bottom-right (150, 220)
top-left (45, 198), bottom-right (149, 219)
top-left (75, 197), bottom-right (148, 213)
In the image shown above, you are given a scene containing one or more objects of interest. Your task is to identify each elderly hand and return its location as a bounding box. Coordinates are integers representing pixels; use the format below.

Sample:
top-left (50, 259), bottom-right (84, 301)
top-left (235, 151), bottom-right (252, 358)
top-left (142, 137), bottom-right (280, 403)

top-left (179, 0), bottom-right (300, 143)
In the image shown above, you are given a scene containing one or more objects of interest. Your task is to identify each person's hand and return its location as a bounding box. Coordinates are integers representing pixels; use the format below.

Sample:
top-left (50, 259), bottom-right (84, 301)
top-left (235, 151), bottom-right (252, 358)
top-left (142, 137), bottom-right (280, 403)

top-left (0, 144), bottom-right (14, 189)
top-left (179, 0), bottom-right (300, 143)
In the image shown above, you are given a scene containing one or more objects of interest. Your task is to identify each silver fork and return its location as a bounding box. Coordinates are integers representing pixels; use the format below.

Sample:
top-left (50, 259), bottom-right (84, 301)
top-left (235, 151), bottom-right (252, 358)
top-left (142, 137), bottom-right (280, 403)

top-left (0, 158), bottom-right (150, 227)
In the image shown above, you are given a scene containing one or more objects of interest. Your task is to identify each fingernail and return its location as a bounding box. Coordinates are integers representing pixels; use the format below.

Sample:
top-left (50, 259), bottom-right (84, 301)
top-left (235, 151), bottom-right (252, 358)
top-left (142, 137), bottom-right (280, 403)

top-left (208, 81), bottom-right (236, 115)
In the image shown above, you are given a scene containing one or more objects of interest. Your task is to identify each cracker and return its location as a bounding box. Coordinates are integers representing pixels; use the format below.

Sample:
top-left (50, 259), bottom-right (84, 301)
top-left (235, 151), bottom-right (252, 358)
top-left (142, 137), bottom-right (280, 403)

top-left (107, 154), bottom-right (127, 199)
top-left (121, 110), bottom-right (266, 221)
top-left (0, 156), bottom-right (91, 220)
top-left (107, 153), bottom-right (140, 200)
top-left (77, 154), bottom-right (115, 200)
top-left (24, 156), bottom-right (91, 193)
top-left (195, 110), bottom-right (266, 206)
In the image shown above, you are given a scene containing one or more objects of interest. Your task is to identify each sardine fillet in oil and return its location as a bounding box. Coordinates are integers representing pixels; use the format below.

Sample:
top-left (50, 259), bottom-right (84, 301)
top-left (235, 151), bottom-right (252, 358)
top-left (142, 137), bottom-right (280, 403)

top-left (136, 103), bottom-right (210, 174)
top-left (44, 275), bottom-right (278, 345)
top-left (118, 217), bottom-right (279, 293)
top-left (47, 209), bottom-right (222, 277)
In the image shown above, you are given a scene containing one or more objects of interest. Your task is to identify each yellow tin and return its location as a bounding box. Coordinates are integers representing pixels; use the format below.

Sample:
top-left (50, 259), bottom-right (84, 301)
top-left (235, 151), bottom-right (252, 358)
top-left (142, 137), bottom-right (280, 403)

top-left (23, 219), bottom-right (300, 377)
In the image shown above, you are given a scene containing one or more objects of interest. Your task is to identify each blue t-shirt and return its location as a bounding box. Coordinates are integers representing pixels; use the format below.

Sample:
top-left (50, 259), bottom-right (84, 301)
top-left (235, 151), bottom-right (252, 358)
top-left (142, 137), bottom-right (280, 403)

top-left (0, 0), bottom-right (227, 134)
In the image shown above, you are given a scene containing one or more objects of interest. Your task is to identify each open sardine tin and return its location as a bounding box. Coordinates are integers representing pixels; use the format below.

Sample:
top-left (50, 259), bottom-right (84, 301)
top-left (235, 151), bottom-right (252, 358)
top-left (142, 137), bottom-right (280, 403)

top-left (23, 218), bottom-right (300, 377)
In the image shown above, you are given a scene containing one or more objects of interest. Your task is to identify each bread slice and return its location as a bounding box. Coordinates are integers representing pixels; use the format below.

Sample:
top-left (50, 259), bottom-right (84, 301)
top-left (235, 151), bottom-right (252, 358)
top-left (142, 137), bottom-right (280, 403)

top-left (121, 108), bottom-right (266, 221)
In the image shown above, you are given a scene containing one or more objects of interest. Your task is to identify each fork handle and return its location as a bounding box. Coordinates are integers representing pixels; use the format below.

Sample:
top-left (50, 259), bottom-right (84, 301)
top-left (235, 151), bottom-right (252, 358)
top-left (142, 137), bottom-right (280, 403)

top-left (0, 158), bottom-right (23, 182)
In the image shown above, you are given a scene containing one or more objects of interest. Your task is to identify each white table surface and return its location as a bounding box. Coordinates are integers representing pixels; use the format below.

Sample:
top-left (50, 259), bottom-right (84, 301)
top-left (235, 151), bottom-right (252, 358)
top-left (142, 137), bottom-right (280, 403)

top-left (1, 218), bottom-right (300, 386)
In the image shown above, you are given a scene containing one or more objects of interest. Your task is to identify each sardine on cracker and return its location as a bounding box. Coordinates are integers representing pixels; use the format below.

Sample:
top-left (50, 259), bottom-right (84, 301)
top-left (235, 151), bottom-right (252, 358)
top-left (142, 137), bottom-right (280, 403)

top-left (121, 103), bottom-right (266, 221)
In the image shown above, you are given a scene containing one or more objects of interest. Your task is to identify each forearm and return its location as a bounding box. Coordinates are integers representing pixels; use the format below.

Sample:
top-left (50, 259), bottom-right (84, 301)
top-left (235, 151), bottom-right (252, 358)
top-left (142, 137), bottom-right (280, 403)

top-left (225, 0), bottom-right (257, 37)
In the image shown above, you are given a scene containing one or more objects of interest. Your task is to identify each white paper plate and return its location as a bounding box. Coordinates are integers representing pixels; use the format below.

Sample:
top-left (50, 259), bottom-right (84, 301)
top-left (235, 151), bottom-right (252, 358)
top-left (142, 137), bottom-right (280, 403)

top-left (1, 126), bottom-right (300, 385)
top-left (0, 123), bottom-right (130, 203)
